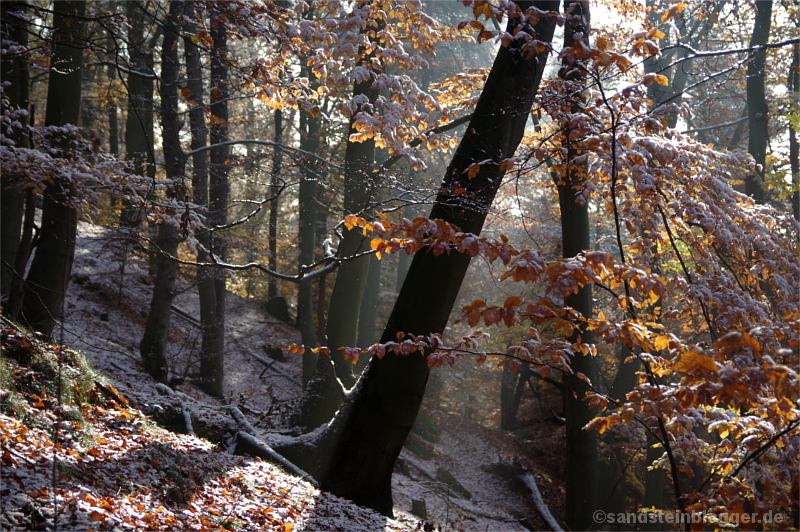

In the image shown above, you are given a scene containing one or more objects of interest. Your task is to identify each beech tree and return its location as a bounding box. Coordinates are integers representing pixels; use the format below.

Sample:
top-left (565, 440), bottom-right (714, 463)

top-left (20, 0), bottom-right (87, 337)
top-left (746, 0), bottom-right (773, 203)
top-left (1, 1), bottom-right (30, 312)
top-left (139, 1), bottom-right (187, 382)
top-left (275, 0), bottom-right (561, 514)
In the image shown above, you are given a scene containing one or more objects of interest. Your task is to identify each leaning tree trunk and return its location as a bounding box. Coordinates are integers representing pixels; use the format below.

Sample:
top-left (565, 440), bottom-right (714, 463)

top-left (746, 0), bottom-right (772, 203)
top-left (556, 3), bottom-right (599, 530)
top-left (20, 0), bottom-right (85, 337)
top-left (139, 1), bottom-right (185, 382)
top-left (1, 1), bottom-right (30, 304)
top-left (274, 1), bottom-right (560, 515)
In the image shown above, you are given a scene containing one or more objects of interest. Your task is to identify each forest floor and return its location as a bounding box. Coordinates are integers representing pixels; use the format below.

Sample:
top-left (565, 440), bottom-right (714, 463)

top-left (1, 221), bottom-right (567, 531)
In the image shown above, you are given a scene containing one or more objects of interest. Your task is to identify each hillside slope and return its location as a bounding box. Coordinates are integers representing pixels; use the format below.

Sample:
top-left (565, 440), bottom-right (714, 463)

top-left (2, 221), bottom-right (563, 531)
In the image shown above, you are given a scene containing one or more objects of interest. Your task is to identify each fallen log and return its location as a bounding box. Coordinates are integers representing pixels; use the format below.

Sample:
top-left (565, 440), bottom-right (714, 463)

top-left (234, 431), bottom-right (318, 488)
top-left (520, 473), bottom-right (563, 532)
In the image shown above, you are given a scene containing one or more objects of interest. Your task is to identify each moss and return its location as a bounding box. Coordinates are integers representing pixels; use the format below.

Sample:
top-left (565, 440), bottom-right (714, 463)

top-left (411, 410), bottom-right (439, 443)
top-left (403, 436), bottom-right (434, 460)
top-left (0, 391), bottom-right (27, 419)
top-left (436, 467), bottom-right (472, 500)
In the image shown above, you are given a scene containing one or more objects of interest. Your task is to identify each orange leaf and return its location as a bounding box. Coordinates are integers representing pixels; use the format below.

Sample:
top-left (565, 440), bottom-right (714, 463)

top-left (673, 349), bottom-right (718, 374)
top-left (466, 163), bottom-right (481, 180)
top-left (503, 296), bottom-right (521, 308)
top-left (661, 2), bottom-right (689, 22)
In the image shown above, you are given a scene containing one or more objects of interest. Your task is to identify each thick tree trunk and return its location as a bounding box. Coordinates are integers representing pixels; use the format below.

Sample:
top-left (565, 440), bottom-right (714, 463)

top-left (745, 0), bottom-right (772, 203)
top-left (200, 21), bottom-right (230, 398)
top-left (274, 1), bottom-right (559, 515)
top-left (20, 0), bottom-right (85, 337)
top-left (139, 1), bottom-right (185, 382)
top-left (121, 1), bottom-right (156, 227)
top-left (556, 3), bottom-right (599, 530)
top-left (1, 1), bottom-right (30, 303)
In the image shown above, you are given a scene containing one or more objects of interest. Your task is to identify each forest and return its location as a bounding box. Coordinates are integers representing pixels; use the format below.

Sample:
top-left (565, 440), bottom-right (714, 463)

top-left (0, 0), bottom-right (798, 530)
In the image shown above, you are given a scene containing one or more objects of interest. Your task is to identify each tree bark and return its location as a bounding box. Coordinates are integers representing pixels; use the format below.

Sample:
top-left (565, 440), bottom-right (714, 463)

top-left (298, 100), bottom-right (321, 383)
top-left (20, 0), bottom-right (85, 337)
top-left (357, 254), bottom-right (382, 347)
top-left (121, 1), bottom-right (156, 227)
top-left (184, 9), bottom-right (222, 397)
top-left (556, 3), bottom-right (599, 531)
top-left (274, 1), bottom-right (559, 515)
top-left (323, 3), bottom-right (384, 388)
top-left (139, 1), bottom-right (185, 382)
top-left (1, 1), bottom-right (30, 303)
top-left (200, 20), bottom-right (230, 398)
top-left (268, 109), bottom-right (283, 300)
top-left (790, 40), bottom-right (799, 221)
top-left (745, 0), bottom-right (772, 203)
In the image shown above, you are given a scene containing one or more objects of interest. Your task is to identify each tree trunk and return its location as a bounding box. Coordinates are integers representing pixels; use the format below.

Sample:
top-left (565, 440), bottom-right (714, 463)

top-left (323, 4), bottom-right (384, 388)
top-left (139, 1), bottom-right (185, 382)
top-left (268, 109), bottom-right (283, 300)
top-left (200, 20), bottom-right (230, 398)
top-left (556, 4), bottom-right (599, 530)
top-left (274, 1), bottom-right (559, 515)
top-left (0, 1), bottom-right (30, 303)
top-left (184, 10), bottom-right (222, 397)
top-left (121, 1), bottom-right (156, 227)
top-left (298, 103), bottom-right (321, 383)
top-left (357, 254), bottom-right (382, 347)
top-left (20, 0), bottom-right (85, 337)
top-left (790, 39), bottom-right (799, 221)
top-left (745, 0), bottom-right (772, 203)
top-left (105, 0), bottom-right (118, 157)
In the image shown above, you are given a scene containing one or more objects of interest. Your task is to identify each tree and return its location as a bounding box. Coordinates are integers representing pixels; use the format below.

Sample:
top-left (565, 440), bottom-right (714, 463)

top-left (555, 2), bottom-right (599, 529)
top-left (198, 16), bottom-right (231, 398)
top-left (139, 1), bottom-right (186, 382)
top-left (1, 1), bottom-right (31, 308)
top-left (275, 0), bottom-right (560, 514)
top-left (322, 1), bottom-right (385, 388)
top-left (121, 1), bottom-right (156, 228)
top-left (746, 0), bottom-right (773, 203)
top-left (20, 0), bottom-right (86, 337)
top-left (183, 6), bottom-right (222, 398)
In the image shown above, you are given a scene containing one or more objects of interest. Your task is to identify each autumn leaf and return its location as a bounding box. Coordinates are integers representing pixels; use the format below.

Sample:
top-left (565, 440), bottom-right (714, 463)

top-left (466, 163), bottom-right (481, 180)
top-left (672, 349), bottom-right (718, 374)
top-left (653, 334), bottom-right (671, 351)
top-left (661, 2), bottom-right (689, 22)
top-left (473, 2), bottom-right (494, 20)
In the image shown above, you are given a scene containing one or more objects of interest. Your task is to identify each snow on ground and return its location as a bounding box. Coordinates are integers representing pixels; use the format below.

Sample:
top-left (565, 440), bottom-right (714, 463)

top-left (14, 220), bottom-right (558, 531)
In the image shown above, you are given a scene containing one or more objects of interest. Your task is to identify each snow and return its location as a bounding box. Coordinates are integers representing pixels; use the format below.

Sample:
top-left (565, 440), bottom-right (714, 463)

top-left (2, 220), bottom-right (558, 531)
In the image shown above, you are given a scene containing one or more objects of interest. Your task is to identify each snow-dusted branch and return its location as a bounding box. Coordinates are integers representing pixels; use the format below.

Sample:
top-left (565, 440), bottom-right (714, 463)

top-left (184, 139), bottom-right (342, 170)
